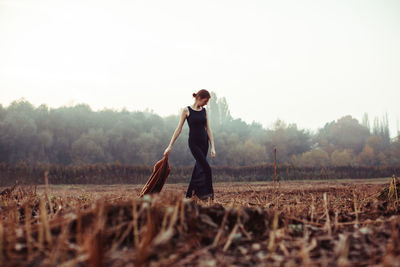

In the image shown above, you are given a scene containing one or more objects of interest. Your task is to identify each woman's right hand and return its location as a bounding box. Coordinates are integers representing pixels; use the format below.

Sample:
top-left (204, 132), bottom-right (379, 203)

top-left (164, 146), bottom-right (172, 156)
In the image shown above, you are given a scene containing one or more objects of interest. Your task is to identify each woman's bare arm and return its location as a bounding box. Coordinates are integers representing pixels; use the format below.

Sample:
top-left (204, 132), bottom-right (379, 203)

top-left (164, 107), bottom-right (188, 156)
top-left (205, 109), bottom-right (216, 158)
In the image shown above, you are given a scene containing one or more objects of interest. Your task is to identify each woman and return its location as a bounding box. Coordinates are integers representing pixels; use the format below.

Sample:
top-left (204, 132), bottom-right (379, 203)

top-left (164, 89), bottom-right (216, 200)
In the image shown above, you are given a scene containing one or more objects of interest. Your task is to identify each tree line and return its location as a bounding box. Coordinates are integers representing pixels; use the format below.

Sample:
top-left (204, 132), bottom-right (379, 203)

top-left (0, 93), bottom-right (399, 168)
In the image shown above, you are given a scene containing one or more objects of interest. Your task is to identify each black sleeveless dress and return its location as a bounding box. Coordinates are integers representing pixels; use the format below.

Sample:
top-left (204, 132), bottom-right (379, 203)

top-left (186, 106), bottom-right (214, 200)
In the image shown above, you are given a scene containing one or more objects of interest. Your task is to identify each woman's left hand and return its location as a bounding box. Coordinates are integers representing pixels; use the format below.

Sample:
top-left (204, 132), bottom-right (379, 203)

top-left (210, 147), bottom-right (216, 158)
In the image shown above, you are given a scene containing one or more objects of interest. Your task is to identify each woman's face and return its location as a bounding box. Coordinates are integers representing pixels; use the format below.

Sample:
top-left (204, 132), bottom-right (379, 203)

top-left (198, 98), bottom-right (209, 107)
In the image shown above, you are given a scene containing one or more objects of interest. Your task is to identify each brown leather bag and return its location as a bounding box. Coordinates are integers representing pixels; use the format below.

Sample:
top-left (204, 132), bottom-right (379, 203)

top-left (139, 155), bottom-right (170, 197)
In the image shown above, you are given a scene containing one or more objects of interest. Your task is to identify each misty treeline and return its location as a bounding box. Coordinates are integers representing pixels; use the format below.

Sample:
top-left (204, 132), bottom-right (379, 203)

top-left (0, 93), bottom-right (399, 168)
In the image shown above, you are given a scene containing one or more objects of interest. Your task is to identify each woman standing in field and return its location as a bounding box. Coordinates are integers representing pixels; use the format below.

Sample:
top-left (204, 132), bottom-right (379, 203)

top-left (164, 89), bottom-right (216, 200)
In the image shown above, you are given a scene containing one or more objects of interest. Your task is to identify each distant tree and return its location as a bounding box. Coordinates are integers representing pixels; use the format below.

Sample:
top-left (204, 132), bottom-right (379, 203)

top-left (376, 152), bottom-right (388, 166)
top-left (388, 136), bottom-right (400, 165)
top-left (295, 148), bottom-right (330, 167)
top-left (1, 98), bottom-right (398, 168)
top-left (316, 115), bottom-right (370, 155)
top-left (218, 97), bottom-right (232, 125)
top-left (264, 120), bottom-right (312, 163)
top-left (372, 113), bottom-right (391, 150)
top-left (366, 136), bottom-right (385, 155)
top-left (362, 113), bottom-right (370, 132)
top-left (105, 112), bottom-right (142, 164)
top-left (208, 92), bottom-right (232, 129)
top-left (215, 132), bottom-right (241, 166)
top-left (397, 118), bottom-right (400, 139)
top-left (314, 121), bottom-right (336, 155)
top-left (208, 92), bottom-right (220, 127)
top-left (71, 128), bottom-right (109, 164)
top-left (0, 104), bottom-right (5, 120)
top-left (3, 99), bottom-right (39, 163)
top-left (0, 104), bottom-right (9, 162)
top-left (237, 139), bottom-right (267, 166)
top-left (357, 145), bottom-right (375, 166)
top-left (331, 149), bottom-right (355, 166)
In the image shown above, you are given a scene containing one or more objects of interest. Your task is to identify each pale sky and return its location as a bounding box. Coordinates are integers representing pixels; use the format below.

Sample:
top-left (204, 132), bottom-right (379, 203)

top-left (1, 0), bottom-right (399, 136)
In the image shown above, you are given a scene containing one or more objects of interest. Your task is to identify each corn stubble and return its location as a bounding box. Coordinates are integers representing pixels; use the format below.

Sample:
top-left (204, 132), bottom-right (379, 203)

top-left (0, 179), bottom-right (399, 266)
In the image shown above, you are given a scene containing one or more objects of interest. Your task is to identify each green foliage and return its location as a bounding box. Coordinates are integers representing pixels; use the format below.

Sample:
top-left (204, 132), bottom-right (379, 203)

top-left (264, 120), bottom-right (312, 163)
top-left (208, 92), bottom-right (232, 129)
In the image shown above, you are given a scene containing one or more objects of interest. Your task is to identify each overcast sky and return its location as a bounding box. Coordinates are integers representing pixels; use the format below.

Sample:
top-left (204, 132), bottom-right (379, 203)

top-left (1, 0), bottom-right (399, 136)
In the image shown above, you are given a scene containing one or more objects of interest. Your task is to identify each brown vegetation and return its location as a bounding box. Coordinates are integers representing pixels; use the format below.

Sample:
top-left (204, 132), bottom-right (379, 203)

top-left (1, 162), bottom-right (400, 186)
top-left (0, 179), bottom-right (399, 266)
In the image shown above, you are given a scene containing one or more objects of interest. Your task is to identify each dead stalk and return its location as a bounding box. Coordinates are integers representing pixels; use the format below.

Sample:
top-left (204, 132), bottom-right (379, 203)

top-left (334, 210), bottom-right (339, 233)
top-left (167, 201), bottom-right (179, 230)
top-left (48, 222), bottom-right (70, 265)
top-left (40, 197), bottom-right (52, 245)
top-left (76, 208), bottom-right (82, 246)
top-left (323, 193), bottom-right (331, 236)
top-left (0, 220), bottom-right (3, 262)
top-left (279, 242), bottom-right (290, 257)
top-left (212, 210), bottom-right (229, 247)
top-left (7, 207), bottom-right (16, 251)
top-left (223, 223), bottom-right (239, 252)
top-left (24, 204), bottom-right (33, 260)
top-left (160, 203), bottom-right (170, 233)
top-left (273, 147), bottom-right (277, 204)
top-left (44, 170), bottom-right (53, 216)
top-left (179, 198), bottom-right (185, 234)
top-left (38, 220), bottom-right (44, 251)
top-left (112, 223), bottom-right (133, 252)
top-left (311, 194), bottom-right (315, 222)
top-left (135, 207), bottom-right (155, 266)
top-left (112, 208), bottom-right (124, 244)
top-left (390, 175), bottom-right (398, 207)
top-left (132, 198), bottom-right (139, 247)
top-left (268, 210), bottom-right (279, 253)
top-left (298, 238), bottom-right (317, 265)
top-left (353, 193), bottom-right (359, 229)
top-left (336, 234), bottom-right (349, 267)
top-left (394, 175), bottom-right (398, 204)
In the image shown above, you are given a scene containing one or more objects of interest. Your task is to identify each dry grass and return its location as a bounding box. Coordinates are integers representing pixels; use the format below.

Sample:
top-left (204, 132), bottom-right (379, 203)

top-left (0, 179), bottom-right (399, 266)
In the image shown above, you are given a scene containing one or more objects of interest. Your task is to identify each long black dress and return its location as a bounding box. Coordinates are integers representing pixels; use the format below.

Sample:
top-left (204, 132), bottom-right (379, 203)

top-left (185, 106), bottom-right (214, 200)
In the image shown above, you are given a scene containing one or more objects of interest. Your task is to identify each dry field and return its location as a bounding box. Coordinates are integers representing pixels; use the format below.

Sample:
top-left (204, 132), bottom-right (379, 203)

top-left (0, 178), bottom-right (399, 266)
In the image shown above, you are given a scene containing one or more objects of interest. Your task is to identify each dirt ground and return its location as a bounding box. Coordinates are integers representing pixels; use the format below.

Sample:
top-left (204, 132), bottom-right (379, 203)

top-left (0, 178), bottom-right (399, 266)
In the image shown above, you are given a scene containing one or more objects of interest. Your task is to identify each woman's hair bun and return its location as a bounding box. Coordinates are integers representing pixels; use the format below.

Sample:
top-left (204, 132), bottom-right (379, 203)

top-left (193, 89), bottom-right (211, 99)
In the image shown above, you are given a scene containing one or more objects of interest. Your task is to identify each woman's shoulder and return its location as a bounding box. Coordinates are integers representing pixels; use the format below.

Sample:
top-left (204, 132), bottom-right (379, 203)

top-left (182, 106), bottom-right (190, 116)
